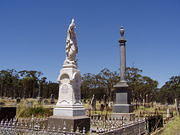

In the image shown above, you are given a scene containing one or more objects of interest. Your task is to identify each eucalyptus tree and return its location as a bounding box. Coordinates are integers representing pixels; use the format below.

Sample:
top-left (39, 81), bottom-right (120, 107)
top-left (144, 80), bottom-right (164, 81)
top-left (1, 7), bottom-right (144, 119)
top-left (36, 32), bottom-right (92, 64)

top-left (125, 67), bottom-right (158, 102)
top-left (18, 70), bottom-right (42, 98)
top-left (97, 68), bottom-right (119, 100)
top-left (0, 69), bottom-right (19, 98)
top-left (81, 68), bottom-right (119, 100)
top-left (158, 76), bottom-right (180, 104)
top-left (38, 77), bottom-right (47, 98)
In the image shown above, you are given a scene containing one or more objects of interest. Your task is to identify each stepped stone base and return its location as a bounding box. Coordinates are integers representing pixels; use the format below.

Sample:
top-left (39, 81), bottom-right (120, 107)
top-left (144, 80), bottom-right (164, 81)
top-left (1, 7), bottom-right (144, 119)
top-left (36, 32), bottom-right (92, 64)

top-left (53, 105), bottom-right (85, 117)
top-left (48, 116), bottom-right (90, 132)
top-left (112, 104), bottom-right (134, 113)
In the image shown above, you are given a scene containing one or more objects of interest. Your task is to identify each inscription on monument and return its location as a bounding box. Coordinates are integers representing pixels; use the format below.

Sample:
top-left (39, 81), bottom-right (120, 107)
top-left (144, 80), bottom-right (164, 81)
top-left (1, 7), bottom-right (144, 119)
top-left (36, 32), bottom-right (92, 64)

top-left (61, 84), bottom-right (68, 93)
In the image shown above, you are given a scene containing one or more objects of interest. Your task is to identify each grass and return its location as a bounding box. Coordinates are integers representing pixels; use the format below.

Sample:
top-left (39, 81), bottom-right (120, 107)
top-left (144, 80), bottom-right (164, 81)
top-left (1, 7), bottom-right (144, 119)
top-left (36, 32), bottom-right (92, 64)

top-left (133, 105), bottom-right (169, 118)
top-left (17, 106), bottom-right (53, 118)
top-left (160, 116), bottom-right (180, 135)
top-left (16, 99), bottom-right (53, 118)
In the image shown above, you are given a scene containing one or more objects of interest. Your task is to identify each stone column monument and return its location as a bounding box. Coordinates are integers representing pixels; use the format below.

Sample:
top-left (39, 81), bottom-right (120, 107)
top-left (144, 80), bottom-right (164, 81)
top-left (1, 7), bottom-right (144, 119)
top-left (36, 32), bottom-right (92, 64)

top-left (48, 19), bottom-right (90, 132)
top-left (112, 27), bottom-right (134, 120)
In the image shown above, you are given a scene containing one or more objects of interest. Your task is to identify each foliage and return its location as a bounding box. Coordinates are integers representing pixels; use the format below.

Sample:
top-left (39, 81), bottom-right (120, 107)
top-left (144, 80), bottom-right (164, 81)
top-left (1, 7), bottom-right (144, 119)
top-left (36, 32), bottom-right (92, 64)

top-left (20, 107), bottom-right (52, 117)
top-left (81, 68), bottom-right (119, 100)
top-left (157, 76), bottom-right (180, 104)
top-left (126, 67), bottom-right (158, 102)
top-left (0, 69), bottom-right (58, 99)
top-left (81, 67), bottom-right (158, 102)
top-left (0, 68), bottom-right (179, 105)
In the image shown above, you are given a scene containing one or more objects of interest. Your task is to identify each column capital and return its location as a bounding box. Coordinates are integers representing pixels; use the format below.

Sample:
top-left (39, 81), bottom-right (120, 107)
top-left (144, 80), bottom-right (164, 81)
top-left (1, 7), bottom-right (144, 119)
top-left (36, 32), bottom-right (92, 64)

top-left (119, 38), bottom-right (127, 45)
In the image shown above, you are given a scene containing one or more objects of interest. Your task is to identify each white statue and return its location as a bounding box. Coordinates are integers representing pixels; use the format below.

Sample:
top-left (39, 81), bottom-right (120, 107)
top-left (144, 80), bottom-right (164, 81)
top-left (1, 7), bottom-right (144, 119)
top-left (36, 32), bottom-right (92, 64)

top-left (53, 19), bottom-right (86, 118)
top-left (64, 19), bottom-right (78, 65)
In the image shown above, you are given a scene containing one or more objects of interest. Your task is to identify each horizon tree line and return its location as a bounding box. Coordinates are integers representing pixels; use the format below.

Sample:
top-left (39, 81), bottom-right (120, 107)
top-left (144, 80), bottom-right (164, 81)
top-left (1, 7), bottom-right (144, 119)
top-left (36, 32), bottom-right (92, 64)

top-left (0, 68), bottom-right (179, 104)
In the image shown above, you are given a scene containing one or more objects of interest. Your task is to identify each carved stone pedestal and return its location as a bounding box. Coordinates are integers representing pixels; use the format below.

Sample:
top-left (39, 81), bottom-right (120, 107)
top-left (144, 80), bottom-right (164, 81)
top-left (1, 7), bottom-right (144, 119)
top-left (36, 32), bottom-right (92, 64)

top-left (112, 86), bottom-right (134, 113)
top-left (48, 65), bottom-right (90, 132)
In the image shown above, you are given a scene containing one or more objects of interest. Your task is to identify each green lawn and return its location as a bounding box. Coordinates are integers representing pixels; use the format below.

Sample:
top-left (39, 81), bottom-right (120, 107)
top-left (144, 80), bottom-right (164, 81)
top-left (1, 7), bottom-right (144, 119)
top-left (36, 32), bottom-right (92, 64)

top-left (160, 116), bottom-right (180, 135)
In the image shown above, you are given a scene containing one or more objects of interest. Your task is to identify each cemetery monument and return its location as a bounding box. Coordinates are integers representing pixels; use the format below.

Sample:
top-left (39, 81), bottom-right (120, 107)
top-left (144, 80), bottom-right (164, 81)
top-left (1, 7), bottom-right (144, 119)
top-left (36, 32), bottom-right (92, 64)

top-left (112, 27), bottom-right (134, 119)
top-left (48, 19), bottom-right (90, 132)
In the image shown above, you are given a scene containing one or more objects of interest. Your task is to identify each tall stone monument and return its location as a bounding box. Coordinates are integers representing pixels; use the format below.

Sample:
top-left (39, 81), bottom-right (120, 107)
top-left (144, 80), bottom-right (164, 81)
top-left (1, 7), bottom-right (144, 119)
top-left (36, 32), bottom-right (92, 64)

top-left (48, 19), bottom-right (90, 132)
top-left (112, 27), bottom-right (134, 120)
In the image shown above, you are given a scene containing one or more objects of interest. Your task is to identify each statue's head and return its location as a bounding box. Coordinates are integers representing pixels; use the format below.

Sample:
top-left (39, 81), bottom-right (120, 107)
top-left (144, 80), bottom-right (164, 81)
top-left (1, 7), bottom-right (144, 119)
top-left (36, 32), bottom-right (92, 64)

top-left (69, 18), bottom-right (75, 30)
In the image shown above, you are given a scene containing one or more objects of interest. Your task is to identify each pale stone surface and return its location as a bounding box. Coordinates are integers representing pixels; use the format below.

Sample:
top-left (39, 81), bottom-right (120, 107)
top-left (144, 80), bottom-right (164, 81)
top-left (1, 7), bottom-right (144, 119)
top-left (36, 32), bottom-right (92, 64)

top-left (56, 68), bottom-right (81, 106)
top-left (53, 19), bottom-right (85, 117)
top-left (64, 19), bottom-right (78, 66)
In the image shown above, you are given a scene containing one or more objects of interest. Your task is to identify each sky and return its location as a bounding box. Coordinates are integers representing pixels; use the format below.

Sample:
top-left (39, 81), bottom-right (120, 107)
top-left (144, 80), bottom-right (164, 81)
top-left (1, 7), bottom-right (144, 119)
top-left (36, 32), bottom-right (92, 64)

top-left (0, 0), bottom-right (180, 87)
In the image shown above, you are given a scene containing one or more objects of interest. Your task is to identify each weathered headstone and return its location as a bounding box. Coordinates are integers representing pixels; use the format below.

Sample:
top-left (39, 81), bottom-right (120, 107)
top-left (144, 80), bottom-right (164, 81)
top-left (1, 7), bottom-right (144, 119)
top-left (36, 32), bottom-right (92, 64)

top-left (175, 98), bottom-right (180, 115)
top-left (103, 94), bottom-right (106, 104)
top-left (37, 97), bottom-right (42, 104)
top-left (50, 94), bottom-right (55, 104)
top-left (16, 97), bottom-right (21, 104)
top-left (90, 95), bottom-right (96, 111)
top-left (166, 108), bottom-right (172, 118)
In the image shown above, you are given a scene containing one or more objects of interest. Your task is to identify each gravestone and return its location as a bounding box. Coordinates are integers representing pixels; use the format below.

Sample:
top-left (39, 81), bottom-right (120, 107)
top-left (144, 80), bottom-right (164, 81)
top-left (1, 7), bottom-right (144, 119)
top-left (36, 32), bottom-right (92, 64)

top-left (166, 108), bottom-right (172, 118)
top-left (37, 97), bottom-right (42, 104)
top-left (16, 97), bottom-right (21, 104)
top-left (90, 95), bottom-right (96, 111)
top-left (50, 94), bottom-right (55, 104)
top-left (175, 98), bottom-right (180, 115)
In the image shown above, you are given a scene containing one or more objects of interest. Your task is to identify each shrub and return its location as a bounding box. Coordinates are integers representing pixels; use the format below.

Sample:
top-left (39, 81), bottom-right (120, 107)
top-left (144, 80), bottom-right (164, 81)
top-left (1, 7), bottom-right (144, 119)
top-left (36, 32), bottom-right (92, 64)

top-left (18, 106), bottom-right (52, 118)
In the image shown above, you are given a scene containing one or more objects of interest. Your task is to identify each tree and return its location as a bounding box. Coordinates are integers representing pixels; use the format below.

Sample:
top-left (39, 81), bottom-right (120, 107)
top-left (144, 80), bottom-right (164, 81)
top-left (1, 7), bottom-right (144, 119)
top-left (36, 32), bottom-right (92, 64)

top-left (18, 70), bottom-right (42, 98)
top-left (0, 69), bottom-right (19, 98)
top-left (97, 68), bottom-right (119, 100)
top-left (158, 76), bottom-right (180, 104)
top-left (125, 67), bottom-right (158, 102)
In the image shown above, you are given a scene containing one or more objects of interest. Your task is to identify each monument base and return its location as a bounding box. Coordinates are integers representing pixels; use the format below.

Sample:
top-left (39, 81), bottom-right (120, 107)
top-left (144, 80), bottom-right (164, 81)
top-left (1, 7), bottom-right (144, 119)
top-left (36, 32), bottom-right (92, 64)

top-left (53, 106), bottom-right (85, 117)
top-left (111, 113), bottom-right (135, 121)
top-left (48, 116), bottom-right (90, 132)
top-left (112, 104), bottom-right (134, 113)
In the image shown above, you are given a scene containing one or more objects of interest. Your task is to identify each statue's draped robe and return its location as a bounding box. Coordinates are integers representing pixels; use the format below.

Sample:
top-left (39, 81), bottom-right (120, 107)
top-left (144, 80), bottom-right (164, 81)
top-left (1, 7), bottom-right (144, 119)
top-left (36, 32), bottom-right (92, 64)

top-left (65, 20), bottom-right (78, 64)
